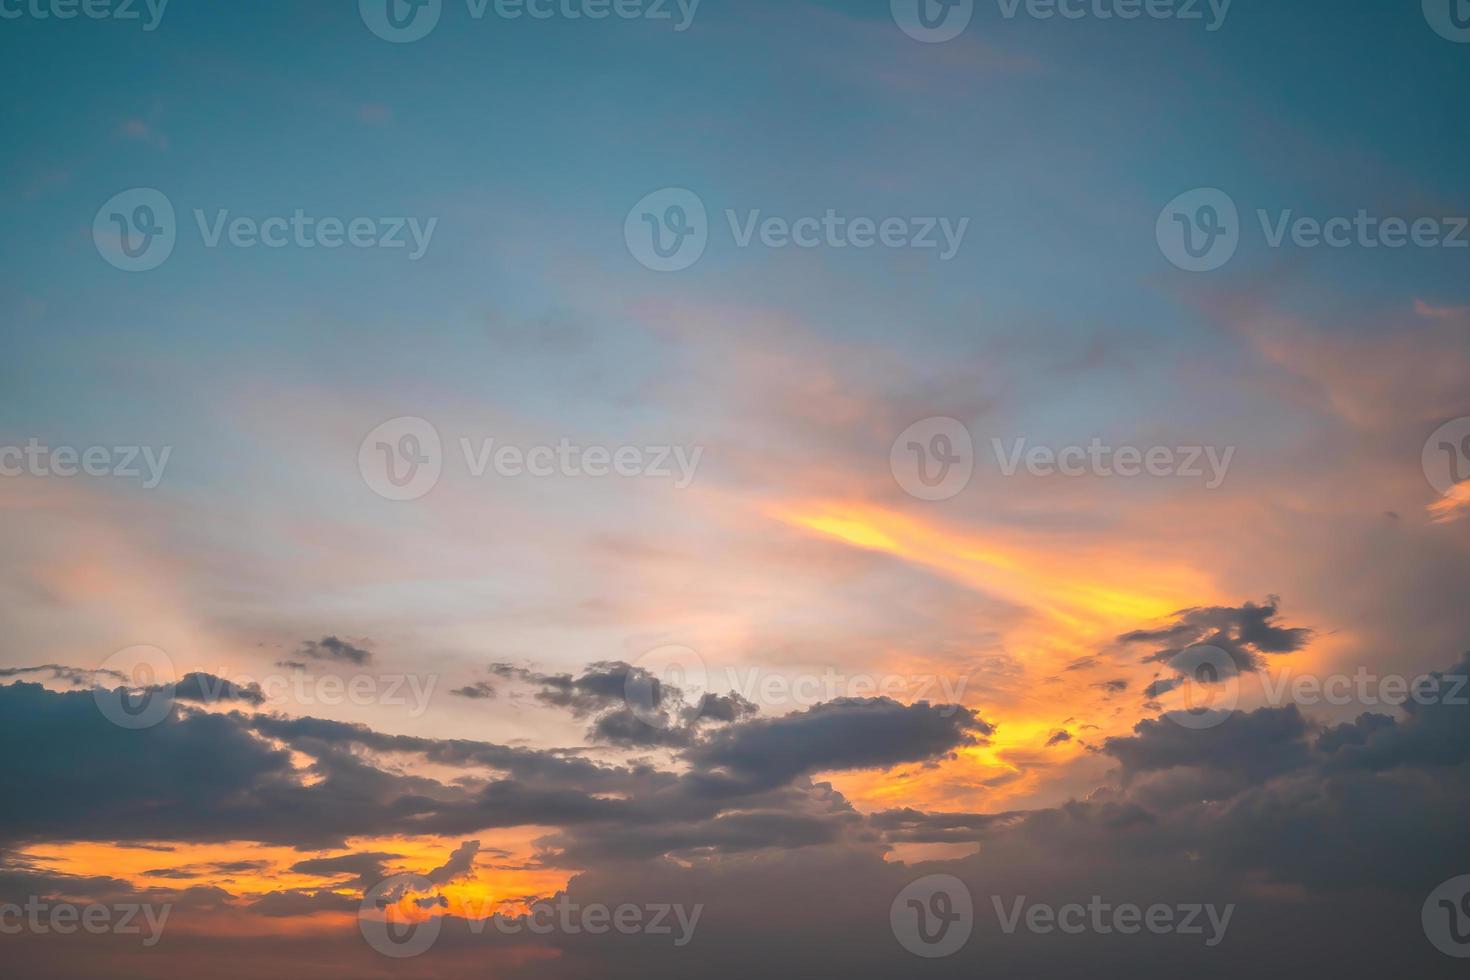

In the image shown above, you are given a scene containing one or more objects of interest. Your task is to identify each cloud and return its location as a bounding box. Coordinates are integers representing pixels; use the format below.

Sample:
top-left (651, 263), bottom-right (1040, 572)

top-left (1120, 597), bottom-right (1313, 677)
top-left (8, 644), bottom-right (1470, 978)
top-left (426, 840), bottom-right (480, 885)
top-left (488, 661), bottom-right (757, 749)
top-left (684, 698), bottom-right (992, 792)
top-left (294, 636), bottom-right (373, 666)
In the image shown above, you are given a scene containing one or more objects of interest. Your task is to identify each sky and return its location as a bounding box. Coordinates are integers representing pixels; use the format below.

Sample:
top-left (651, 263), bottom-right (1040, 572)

top-left (2, 0), bottom-right (1469, 976)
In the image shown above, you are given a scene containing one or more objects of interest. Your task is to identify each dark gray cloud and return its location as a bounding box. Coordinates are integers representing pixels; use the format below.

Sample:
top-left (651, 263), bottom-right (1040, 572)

top-left (1120, 597), bottom-right (1312, 674)
top-left (7, 645), bottom-right (1470, 979)
top-left (685, 698), bottom-right (992, 792)
top-left (295, 636), bottom-right (373, 666)
top-left (487, 661), bottom-right (757, 749)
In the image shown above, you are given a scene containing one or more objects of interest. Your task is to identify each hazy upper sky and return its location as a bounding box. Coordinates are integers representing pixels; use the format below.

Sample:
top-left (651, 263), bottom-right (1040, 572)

top-left (2, 0), bottom-right (1469, 977)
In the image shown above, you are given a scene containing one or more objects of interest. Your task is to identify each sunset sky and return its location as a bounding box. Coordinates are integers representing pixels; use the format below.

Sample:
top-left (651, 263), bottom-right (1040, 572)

top-left (2, 0), bottom-right (1469, 976)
